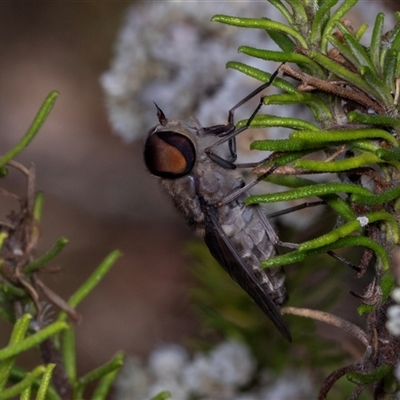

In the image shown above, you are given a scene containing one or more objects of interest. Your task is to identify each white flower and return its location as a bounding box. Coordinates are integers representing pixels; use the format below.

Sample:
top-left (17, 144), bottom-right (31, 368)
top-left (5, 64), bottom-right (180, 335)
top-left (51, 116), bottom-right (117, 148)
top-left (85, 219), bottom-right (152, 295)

top-left (114, 340), bottom-right (317, 400)
top-left (259, 371), bottom-right (313, 400)
top-left (148, 344), bottom-right (189, 380)
top-left (114, 357), bottom-right (149, 400)
top-left (386, 305), bottom-right (400, 336)
top-left (391, 287), bottom-right (400, 303)
top-left (181, 353), bottom-right (214, 395)
top-left (207, 340), bottom-right (256, 387)
top-left (181, 340), bottom-right (255, 398)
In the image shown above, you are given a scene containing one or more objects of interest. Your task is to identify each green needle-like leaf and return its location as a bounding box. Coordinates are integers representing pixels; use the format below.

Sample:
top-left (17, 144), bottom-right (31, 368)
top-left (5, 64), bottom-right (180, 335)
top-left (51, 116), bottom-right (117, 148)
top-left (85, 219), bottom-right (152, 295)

top-left (360, 66), bottom-right (394, 105)
top-left (347, 365), bottom-right (392, 384)
top-left (327, 34), bottom-right (360, 68)
top-left (298, 211), bottom-right (398, 251)
top-left (290, 128), bottom-right (398, 146)
top-left (36, 364), bottom-right (56, 400)
top-left (389, 21), bottom-right (400, 50)
top-left (58, 250), bottom-right (122, 322)
top-left (24, 237), bottom-right (69, 273)
top-left (91, 359), bottom-right (124, 400)
top-left (238, 47), bottom-right (325, 77)
top-left (383, 48), bottom-right (398, 90)
top-left (61, 327), bottom-right (76, 383)
top-left (21, 386), bottom-right (31, 400)
top-left (342, 32), bottom-right (375, 71)
top-left (347, 111), bottom-right (400, 129)
top-left (237, 114), bottom-right (319, 131)
top-left (321, 0), bottom-right (359, 51)
top-left (268, 0), bottom-right (293, 25)
top-left (310, 51), bottom-right (379, 97)
top-left (351, 186), bottom-right (400, 205)
top-left (0, 91), bottom-right (58, 168)
top-left (266, 29), bottom-right (296, 52)
top-left (293, 153), bottom-right (381, 172)
top-left (262, 236), bottom-right (389, 270)
top-left (74, 352), bottom-right (124, 399)
top-left (0, 322), bottom-right (68, 361)
top-left (263, 92), bottom-right (333, 122)
top-left (9, 368), bottom-right (61, 400)
top-left (246, 183), bottom-right (371, 204)
top-left (0, 314), bottom-right (32, 391)
top-left (33, 192), bottom-right (44, 223)
top-left (0, 282), bottom-right (25, 298)
top-left (283, 0), bottom-right (307, 23)
top-left (212, 15), bottom-right (308, 48)
top-left (355, 23), bottom-right (369, 41)
top-left (251, 137), bottom-right (326, 151)
top-left (310, 0), bottom-right (339, 46)
top-left (0, 366), bottom-right (46, 400)
top-left (377, 147), bottom-right (400, 161)
top-left (226, 61), bottom-right (296, 93)
top-left (370, 13), bottom-right (385, 73)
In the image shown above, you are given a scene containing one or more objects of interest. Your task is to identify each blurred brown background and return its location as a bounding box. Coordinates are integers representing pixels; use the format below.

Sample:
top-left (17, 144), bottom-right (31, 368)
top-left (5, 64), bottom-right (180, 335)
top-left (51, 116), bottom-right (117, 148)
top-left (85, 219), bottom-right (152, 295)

top-left (0, 0), bottom-right (398, 379)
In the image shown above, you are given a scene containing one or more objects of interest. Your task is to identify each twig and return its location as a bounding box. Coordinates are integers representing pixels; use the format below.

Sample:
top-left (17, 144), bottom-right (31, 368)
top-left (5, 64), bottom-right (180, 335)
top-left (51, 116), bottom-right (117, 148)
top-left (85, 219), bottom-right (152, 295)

top-left (281, 306), bottom-right (369, 347)
top-left (252, 165), bottom-right (321, 175)
top-left (280, 64), bottom-right (386, 115)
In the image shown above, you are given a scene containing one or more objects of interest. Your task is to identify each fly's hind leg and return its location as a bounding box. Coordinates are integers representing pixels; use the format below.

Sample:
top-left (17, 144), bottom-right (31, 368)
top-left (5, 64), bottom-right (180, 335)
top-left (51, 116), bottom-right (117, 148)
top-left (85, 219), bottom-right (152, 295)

top-left (255, 207), bottom-right (299, 250)
top-left (265, 201), bottom-right (361, 272)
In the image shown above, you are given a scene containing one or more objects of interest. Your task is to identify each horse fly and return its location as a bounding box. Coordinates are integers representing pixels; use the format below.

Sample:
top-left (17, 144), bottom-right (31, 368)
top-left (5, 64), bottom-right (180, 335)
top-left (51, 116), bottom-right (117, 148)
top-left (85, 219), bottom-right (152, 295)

top-left (143, 69), bottom-right (292, 341)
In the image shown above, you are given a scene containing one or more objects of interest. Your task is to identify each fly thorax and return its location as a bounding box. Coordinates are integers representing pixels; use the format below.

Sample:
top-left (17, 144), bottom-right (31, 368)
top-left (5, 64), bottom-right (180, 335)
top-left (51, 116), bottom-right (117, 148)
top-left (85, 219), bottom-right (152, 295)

top-left (195, 163), bottom-right (244, 205)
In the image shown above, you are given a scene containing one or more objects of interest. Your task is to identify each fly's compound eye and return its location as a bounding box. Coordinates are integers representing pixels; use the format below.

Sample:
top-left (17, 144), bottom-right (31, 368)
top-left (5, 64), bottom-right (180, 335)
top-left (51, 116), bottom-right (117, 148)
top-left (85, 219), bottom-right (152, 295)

top-left (144, 130), bottom-right (196, 178)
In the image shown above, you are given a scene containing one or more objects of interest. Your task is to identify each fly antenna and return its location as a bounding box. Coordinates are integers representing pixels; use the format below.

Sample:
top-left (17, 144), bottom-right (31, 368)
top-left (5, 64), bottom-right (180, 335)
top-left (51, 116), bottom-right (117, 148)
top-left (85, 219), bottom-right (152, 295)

top-left (153, 102), bottom-right (168, 126)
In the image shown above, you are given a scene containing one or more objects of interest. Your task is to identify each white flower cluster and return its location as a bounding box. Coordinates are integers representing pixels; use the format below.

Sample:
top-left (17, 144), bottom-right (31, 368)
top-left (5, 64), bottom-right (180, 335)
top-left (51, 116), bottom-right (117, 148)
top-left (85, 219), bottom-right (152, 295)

top-left (386, 287), bottom-right (400, 336)
top-left (114, 340), bottom-right (313, 400)
top-left (100, 1), bottom-right (291, 145)
top-left (387, 288), bottom-right (400, 394)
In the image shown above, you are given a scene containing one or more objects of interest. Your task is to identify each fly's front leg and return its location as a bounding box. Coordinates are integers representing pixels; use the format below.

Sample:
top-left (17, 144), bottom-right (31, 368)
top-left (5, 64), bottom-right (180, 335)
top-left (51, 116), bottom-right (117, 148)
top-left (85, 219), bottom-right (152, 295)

top-left (216, 164), bottom-right (279, 207)
top-left (206, 135), bottom-right (238, 170)
top-left (204, 66), bottom-right (281, 170)
top-left (204, 96), bottom-right (265, 169)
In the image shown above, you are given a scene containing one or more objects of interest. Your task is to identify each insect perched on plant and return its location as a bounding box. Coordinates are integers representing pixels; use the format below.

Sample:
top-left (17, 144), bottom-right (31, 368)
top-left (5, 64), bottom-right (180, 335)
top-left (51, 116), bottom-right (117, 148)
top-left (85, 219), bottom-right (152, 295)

top-left (143, 69), bottom-right (292, 341)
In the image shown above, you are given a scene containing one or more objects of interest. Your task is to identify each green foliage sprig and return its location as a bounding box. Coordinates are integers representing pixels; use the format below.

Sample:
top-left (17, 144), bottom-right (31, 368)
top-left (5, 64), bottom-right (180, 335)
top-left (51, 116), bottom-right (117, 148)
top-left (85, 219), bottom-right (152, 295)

top-left (205, 1), bottom-right (400, 398)
top-left (0, 93), bottom-right (123, 399)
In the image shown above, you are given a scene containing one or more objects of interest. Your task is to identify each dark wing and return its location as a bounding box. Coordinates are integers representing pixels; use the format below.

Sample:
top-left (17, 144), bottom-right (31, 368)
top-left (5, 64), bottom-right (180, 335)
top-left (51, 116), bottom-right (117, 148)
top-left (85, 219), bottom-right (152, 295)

top-left (200, 199), bottom-right (292, 342)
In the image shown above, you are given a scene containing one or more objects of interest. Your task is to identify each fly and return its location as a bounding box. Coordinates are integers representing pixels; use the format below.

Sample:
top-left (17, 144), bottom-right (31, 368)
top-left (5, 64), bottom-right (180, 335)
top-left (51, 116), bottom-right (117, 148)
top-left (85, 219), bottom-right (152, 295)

top-left (143, 69), bottom-right (292, 342)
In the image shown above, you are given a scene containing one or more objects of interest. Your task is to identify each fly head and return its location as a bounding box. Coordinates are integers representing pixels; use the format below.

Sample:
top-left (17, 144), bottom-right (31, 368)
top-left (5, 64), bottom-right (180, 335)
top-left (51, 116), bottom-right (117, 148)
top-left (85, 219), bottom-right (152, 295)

top-left (144, 107), bottom-right (197, 179)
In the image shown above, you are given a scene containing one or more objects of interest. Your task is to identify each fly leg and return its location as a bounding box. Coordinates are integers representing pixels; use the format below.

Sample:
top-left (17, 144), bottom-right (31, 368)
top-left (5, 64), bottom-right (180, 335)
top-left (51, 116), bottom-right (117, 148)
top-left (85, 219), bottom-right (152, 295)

top-left (267, 201), bottom-right (326, 218)
top-left (216, 163), bottom-right (279, 207)
top-left (219, 173), bottom-right (362, 271)
top-left (266, 202), bottom-right (362, 272)
top-left (256, 207), bottom-right (299, 250)
top-left (204, 66), bottom-right (282, 169)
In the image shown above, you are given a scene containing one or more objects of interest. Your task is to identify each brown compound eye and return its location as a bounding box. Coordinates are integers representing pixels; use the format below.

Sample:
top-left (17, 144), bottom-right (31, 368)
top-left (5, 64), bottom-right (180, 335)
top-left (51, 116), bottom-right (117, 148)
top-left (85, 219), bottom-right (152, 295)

top-left (144, 130), bottom-right (196, 179)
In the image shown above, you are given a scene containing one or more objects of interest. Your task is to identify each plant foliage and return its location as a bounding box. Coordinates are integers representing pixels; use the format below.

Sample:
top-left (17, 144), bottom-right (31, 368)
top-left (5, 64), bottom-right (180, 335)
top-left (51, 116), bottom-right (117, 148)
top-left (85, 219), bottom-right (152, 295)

top-left (0, 92), bottom-right (123, 399)
top-left (190, 1), bottom-right (400, 398)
